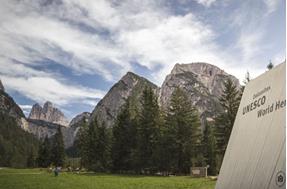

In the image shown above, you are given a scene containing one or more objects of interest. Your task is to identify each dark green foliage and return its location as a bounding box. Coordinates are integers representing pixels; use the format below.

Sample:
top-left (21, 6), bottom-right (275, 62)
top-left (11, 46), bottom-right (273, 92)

top-left (165, 88), bottom-right (202, 174)
top-left (0, 112), bottom-right (38, 168)
top-left (111, 99), bottom-right (137, 172)
top-left (76, 120), bottom-right (89, 167)
top-left (95, 122), bottom-right (111, 171)
top-left (87, 120), bottom-right (98, 170)
top-left (37, 136), bottom-right (51, 167)
top-left (87, 119), bottom-right (111, 172)
top-left (214, 79), bottom-right (241, 168)
top-left (77, 87), bottom-right (211, 175)
top-left (202, 123), bottom-right (217, 175)
top-left (267, 60), bottom-right (274, 70)
top-left (50, 127), bottom-right (65, 166)
top-left (135, 87), bottom-right (160, 173)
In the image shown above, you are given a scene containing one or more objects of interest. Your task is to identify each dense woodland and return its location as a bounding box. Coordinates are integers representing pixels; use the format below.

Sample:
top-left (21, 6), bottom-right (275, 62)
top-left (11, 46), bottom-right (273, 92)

top-left (0, 78), bottom-right (242, 176)
top-left (74, 78), bottom-right (242, 175)
top-left (0, 113), bottom-right (38, 167)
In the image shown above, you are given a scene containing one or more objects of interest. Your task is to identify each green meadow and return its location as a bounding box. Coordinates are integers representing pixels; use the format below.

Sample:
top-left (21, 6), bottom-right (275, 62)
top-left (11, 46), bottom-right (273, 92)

top-left (0, 168), bottom-right (216, 189)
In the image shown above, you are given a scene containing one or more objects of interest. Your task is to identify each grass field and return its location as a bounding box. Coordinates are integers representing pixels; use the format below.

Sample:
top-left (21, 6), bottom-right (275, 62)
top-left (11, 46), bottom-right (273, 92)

top-left (0, 168), bottom-right (216, 189)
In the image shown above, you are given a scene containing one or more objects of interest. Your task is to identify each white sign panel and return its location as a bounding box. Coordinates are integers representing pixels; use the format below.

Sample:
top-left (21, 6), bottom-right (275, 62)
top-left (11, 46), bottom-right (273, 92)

top-left (216, 62), bottom-right (286, 189)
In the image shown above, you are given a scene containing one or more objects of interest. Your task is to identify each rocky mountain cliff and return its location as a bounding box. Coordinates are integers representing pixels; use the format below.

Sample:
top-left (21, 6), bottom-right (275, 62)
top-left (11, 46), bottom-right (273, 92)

top-left (160, 62), bottom-right (240, 127)
top-left (0, 80), bottom-right (4, 91)
top-left (64, 112), bottom-right (91, 148)
top-left (0, 80), bottom-right (25, 124)
top-left (0, 62), bottom-right (240, 149)
top-left (90, 72), bottom-right (159, 127)
top-left (29, 101), bottom-right (69, 127)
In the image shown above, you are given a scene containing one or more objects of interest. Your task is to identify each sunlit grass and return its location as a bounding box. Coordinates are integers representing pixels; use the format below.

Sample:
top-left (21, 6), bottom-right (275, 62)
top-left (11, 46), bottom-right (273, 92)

top-left (0, 168), bottom-right (215, 189)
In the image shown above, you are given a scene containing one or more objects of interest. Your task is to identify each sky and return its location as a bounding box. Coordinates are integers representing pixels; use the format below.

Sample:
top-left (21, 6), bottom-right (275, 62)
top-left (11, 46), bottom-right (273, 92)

top-left (0, 0), bottom-right (285, 120)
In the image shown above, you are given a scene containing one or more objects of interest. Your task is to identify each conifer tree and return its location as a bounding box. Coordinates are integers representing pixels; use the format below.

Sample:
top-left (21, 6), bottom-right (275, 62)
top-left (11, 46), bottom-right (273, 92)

top-left (37, 136), bottom-right (51, 167)
top-left (96, 122), bottom-right (111, 171)
top-left (51, 126), bottom-right (65, 167)
top-left (27, 150), bottom-right (36, 168)
top-left (202, 123), bottom-right (217, 175)
top-left (111, 99), bottom-right (137, 172)
top-left (214, 79), bottom-right (241, 168)
top-left (165, 87), bottom-right (202, 174)
top-left (267, 60), bottom-right (274, 70)
top-left (87, 119), bottom-right (98, 171)
top-left (77, 119), bottom-right (89, 168)
top-left (136, 86), bottom-right (160, 173)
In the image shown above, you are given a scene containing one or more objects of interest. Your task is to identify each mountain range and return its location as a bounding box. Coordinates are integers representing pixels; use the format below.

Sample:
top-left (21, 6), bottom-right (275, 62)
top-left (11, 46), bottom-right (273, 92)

top-left (0, 62), bottom-right (240, 148)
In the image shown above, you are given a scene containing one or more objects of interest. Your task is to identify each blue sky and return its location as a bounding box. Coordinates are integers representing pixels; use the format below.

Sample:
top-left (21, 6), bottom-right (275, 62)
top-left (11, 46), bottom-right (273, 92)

top-left (0, 0), bottom-right (285, 120)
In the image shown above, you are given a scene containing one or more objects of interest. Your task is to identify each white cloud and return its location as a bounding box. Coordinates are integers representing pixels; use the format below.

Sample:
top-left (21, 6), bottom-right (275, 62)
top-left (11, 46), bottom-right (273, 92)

top-left (264, 0), bottom-right (280, 14)
top-left (19, 105), bottom-right (33, 116)
top-left (2, 75), bottom-right (105, 106)
top-left (0, 0), bottom-right (283, 107)
top-left (0, 0), bottom-right (222, 84)
top-left (195, 0), bottom-right (217, 7)
top-left (272, 52), bottom-right (286, 65)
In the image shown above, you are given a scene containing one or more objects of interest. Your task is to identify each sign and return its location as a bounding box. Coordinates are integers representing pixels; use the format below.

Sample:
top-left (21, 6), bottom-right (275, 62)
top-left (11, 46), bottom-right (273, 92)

top-left (190, 167), bottom-right (207, 177)
top-left (216, 62), bottom-right (286, 189)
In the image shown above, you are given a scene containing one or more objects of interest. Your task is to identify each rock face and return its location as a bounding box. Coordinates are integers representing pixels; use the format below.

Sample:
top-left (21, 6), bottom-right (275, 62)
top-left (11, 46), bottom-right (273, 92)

top-left (90, 72), bottom-right (159, 127)
top-left (0, 83), bottom-right (25, 120)
top-left (0, 62), bottom-right (241, 149)
top-left (0, 80), bottom-right (4, 91)
top-left (27, 101), bottom-right (72, 147)
top-left (29, 101), bottom-right (69, 127)
top-left (24, 119), bottom-right (62, 139)
top-left (160, 62), bottom-right (240, 127)
top-left (64, 112), bottom-right (91, 148)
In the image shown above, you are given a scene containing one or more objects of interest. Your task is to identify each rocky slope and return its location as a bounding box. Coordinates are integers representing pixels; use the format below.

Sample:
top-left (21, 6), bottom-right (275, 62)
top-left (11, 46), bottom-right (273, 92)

top-left (0, 80), bottom-right (26, 128)
top-left (64, 112), bottom-right (90, 148)
top-left (160, 62), bottom-right (240, 127)
top-left (0, 80), bottom-right (4, 91)
top-left (90, 72), bottom-right (159, 127)
top-left (0, 62), bottom-right (240, 149)
top-left (29, 101), bottom-right (69, 126)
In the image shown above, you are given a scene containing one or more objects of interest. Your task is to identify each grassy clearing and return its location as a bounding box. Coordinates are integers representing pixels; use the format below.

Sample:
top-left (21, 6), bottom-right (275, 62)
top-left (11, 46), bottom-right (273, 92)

top-left (0, 168), bottom-right (216, 189)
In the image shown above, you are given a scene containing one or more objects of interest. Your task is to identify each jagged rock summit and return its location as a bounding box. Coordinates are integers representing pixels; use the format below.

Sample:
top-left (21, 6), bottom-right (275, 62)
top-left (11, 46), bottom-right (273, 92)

top-left (160, 62), bottom-right (240, 126)
top-left (29, 101), bottom-right (69, 127)
top-left (170, 62), bottom-right (240, 96)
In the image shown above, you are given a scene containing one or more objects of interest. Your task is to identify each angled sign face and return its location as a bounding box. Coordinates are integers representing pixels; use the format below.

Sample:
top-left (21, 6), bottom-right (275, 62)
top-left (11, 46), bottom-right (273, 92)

top-left (216, 62), bottom-right (286, 189)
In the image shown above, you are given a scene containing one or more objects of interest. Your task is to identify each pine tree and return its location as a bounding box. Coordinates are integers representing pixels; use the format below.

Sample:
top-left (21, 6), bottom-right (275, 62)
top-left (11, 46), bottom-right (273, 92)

top-left (136, 86), bottom-right (160, 173)
top-left (267, 60), bottom-right (274, 70)
top-left (51, 126), bottom-right (65, 167)
top-left (77, 119), bottom-right (89, 168)
top-left (27, 150), bottom-right (36, 168)
top-left (214, 79), bottom-right (241, 168)
top-left (96, 122), bottom-right (111, 171)
top-left (202, 123), bottom-right (217, 175)
top-left (150, 109), bottom-right (168, 173)
top-left (165, 88), bottom-right (202, 174)
top-left (111, 99), bottom-right (137, 172)
top-left (87, 119), bottom-right (98, 171)
top-left (37, 136), bottom-right (51, 167)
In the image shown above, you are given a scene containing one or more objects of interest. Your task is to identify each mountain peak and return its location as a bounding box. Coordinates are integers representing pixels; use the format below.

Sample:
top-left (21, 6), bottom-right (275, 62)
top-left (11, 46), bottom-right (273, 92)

top-left (171, 62), bottom-right (226, 76)
top-left (29, 101), bottom-right (69, 127)
top-left (121, 71), bottom-right (142, 80)
top-left (44, 101), bottom-right (53, 107)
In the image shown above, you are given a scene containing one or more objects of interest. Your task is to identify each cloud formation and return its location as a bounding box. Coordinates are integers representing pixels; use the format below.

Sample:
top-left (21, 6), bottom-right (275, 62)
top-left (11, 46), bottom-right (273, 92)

top-left (0, 0), bottom-right (284, 116)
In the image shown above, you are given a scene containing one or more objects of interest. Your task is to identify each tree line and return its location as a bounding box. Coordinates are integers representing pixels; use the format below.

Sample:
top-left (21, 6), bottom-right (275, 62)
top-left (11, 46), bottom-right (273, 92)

top-left (75, 78), bottom-right (242, 175)
top-left (37, 126), bottom-right (65, 168)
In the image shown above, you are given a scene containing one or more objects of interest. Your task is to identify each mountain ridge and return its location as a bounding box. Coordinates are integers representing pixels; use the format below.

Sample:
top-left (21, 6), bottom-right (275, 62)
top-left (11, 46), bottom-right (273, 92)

top-left (0, 62), bottom-right (241, 149)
